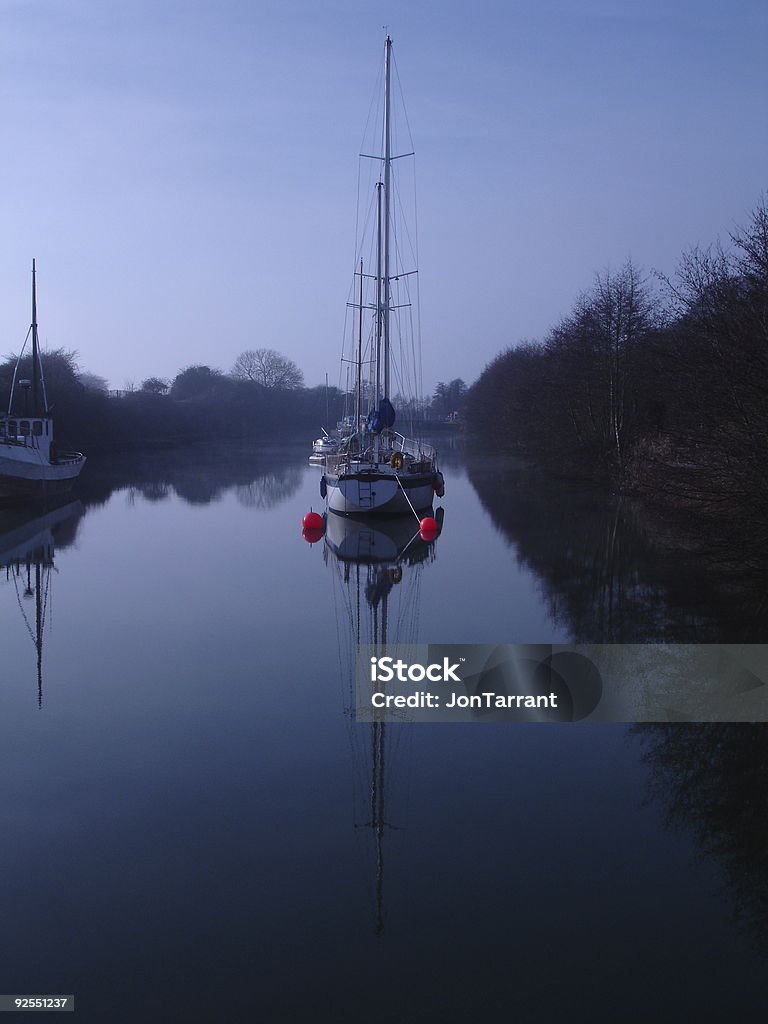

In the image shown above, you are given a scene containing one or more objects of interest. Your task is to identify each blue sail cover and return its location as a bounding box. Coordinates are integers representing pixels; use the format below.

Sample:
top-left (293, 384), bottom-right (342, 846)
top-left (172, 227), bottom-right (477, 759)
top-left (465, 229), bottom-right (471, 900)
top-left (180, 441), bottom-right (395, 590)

top-left (367, 398), bottom-right (396, 434)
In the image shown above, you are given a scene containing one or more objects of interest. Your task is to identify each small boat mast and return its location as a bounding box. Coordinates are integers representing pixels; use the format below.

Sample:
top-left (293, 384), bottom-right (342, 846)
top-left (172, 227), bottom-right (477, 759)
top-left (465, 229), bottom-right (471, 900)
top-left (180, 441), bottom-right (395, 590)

top-left (30, 259), bottom-right (49, 418)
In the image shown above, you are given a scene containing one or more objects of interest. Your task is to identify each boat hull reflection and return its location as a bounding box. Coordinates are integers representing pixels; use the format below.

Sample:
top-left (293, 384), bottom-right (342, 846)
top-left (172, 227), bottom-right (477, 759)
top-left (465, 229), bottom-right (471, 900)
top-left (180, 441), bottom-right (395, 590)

top-left (324, 511), bottom-right (439, 565)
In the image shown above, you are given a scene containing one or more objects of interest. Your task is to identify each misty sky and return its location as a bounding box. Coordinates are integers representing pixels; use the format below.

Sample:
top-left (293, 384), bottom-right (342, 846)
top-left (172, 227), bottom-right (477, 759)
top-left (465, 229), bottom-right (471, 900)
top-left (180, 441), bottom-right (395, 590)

top-left (1, 0), bottom-right (766, 394)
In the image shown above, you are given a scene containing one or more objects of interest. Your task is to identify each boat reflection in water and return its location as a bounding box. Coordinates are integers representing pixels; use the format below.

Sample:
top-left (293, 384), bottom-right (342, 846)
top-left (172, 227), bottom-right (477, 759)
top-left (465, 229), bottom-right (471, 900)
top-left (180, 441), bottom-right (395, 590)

top-left (0, 501), bottom-right (83, 706)
top-left (322, 509), bottom-right (443, 933)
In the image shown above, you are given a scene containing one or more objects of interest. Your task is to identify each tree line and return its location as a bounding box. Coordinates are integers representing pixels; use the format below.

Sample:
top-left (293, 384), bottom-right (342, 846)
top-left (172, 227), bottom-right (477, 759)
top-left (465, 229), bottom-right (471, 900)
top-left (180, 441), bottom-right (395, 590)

top-left (465, 198), bottom-right (768, 537)
top-left (0, 339), bottom-right (462, 453)
top-left (0, 347), bottom-right (342, 454)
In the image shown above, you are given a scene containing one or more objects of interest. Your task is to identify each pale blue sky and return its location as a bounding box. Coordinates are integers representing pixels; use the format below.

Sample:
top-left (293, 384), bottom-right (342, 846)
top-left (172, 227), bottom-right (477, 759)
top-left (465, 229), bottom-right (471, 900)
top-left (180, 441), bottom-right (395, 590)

top-left (1, 0), bottom-right (766, 392)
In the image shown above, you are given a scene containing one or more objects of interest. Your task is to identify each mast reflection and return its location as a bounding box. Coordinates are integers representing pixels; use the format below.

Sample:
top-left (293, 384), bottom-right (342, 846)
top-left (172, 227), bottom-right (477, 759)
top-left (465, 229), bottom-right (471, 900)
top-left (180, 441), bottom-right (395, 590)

top-left (323, 511), bottom-right (442, 933)
top-left (0, 501), bottom-right (83, 706)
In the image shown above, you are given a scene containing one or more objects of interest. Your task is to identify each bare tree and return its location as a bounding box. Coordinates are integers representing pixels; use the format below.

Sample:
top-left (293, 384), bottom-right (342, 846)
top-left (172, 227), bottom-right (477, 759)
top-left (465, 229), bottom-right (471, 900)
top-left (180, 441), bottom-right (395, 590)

top-left (568, 260), bottom-right (660, 474)
top-left (732, 194), bottom-right (768, 282)
top-left (232, 348), bottom-right (304, 389)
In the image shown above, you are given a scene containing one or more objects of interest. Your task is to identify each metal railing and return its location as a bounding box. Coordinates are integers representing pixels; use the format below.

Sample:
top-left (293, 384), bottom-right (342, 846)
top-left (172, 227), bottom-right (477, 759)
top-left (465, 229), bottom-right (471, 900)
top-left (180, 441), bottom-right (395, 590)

top-left (391, 433), bottom-right (436, 461)
top-left (324, 433), bottom-right (436, 476)
top-left (56, 451), bottom-right (85, 465)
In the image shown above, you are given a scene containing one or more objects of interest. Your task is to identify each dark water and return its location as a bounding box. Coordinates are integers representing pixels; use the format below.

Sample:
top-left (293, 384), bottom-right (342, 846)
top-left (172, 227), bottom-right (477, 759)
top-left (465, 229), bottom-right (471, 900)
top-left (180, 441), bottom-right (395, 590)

top-left (1, 443), bottom-right (766, 1021)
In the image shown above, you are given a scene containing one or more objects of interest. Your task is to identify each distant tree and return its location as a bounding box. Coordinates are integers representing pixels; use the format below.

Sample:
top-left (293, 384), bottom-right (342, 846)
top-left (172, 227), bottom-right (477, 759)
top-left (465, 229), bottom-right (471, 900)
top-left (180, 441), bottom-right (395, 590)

top-left (732, 194), bottom-right (768, 282)
top-left (651, 199), bottom-right (768, 521)
top-left (431, 378), bottom-right (467, 418)
top-left (391, 392), bottom-right (429, 423)
top-left (170, 365), bottom-right (225, 400)
top-left (37, 348), bottom-right (82, 393)
top-left (0, 347), bottom-right (82, 403)
top-left (465, 261), bottom-right (660, 477)
top-left (560, 260), bottom-right (660, 474)
top-left (465, 343), bottom-right (544, 448)
top-left (78, 372), bottom-right (109, 393)
top-left (232, 348), bottom-right (304, 389)
top-left (141, 376), bottom-right (170, 395)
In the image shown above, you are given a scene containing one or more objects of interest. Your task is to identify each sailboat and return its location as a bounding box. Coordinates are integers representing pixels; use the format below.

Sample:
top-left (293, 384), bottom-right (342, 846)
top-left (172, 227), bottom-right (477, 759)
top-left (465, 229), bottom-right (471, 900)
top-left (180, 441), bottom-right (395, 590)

top-left (321, 36), bottom-right (445, 516)
top-left (0, 261), bottom-right (86, 502)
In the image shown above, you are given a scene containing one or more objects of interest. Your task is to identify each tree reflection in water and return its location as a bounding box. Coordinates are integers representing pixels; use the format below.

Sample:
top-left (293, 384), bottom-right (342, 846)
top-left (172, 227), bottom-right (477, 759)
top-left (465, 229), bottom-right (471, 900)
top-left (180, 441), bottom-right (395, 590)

top-left (468, 457), bottom-right (768, 642)
top-left (77, 443), bottom-right (305, 511)
top-left (632, 723), bottom-right (768, 945)
top-left (235, 469), bottom-right (303, 510)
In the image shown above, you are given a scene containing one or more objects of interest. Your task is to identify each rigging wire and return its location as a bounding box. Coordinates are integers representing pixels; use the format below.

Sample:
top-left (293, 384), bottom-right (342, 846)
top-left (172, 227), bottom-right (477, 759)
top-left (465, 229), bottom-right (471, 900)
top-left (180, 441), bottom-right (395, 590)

top-left (392, 47), bottom-right (424, 408)
top-left (338, 37), bottom-right (425, 420)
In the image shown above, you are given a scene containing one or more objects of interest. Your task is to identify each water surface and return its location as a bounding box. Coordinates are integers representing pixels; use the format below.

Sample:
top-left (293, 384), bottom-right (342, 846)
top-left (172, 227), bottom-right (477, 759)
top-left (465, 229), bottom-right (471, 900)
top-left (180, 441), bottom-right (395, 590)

top-left (1, 443), bottom-right (765, 1021)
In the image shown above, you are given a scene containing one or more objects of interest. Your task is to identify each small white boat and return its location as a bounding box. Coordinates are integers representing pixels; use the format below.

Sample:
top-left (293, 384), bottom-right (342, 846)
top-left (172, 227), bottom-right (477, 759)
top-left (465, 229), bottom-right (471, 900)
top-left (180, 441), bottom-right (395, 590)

top-left (312, 432), bottom-right (340, 456)
top-left (0, 262), bottom-right (86, 502)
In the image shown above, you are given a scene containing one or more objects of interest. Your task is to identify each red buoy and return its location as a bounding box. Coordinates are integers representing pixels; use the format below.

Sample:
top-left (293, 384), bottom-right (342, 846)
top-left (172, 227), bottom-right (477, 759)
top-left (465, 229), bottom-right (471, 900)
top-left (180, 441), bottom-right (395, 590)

top-left (419, 516), bottom-right (439, 541)
top-left (302, 511), bottom-right (323, 531)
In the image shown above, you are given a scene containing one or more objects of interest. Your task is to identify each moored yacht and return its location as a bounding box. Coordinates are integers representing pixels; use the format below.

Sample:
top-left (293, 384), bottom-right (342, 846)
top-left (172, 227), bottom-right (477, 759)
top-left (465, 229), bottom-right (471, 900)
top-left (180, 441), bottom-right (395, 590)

top-left (321, 36), bottom-right (444, 517)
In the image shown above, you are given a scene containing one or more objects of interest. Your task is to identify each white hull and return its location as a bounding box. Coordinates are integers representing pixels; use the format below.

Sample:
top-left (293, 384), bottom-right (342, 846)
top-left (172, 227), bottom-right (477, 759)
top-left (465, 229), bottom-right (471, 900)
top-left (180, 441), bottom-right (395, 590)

top-left (0, 448), bottom-right (86, 500)
top-left (325, 470), bottom-right (434, 516)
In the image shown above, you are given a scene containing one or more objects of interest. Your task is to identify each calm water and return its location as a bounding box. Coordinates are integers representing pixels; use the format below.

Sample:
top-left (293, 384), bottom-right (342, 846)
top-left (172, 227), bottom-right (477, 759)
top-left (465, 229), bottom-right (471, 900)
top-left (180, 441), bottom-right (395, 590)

top-left (1, 442), bottom-right (766, 1021)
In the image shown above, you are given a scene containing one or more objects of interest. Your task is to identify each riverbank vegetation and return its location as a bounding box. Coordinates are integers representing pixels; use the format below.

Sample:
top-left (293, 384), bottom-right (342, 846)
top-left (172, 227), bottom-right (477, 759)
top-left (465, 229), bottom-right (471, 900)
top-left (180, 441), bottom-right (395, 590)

top-left (0, 348), bottom-right (345, 454)
top-left (465, 198), bottom-right (768, 547)
top-left (0, 345), bottom-right (461, 454)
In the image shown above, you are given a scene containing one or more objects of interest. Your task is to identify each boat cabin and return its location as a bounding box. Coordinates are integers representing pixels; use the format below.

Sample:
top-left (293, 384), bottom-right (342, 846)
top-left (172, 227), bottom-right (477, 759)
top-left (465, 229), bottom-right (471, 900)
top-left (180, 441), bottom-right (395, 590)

top-left (0, 416), bottom-right (55, 457)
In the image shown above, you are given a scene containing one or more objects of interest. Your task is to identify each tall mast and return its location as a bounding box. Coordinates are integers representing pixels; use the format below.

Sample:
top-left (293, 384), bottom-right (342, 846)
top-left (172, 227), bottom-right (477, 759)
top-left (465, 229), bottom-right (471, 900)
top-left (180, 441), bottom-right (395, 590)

top-left (375, 181), bottom-right (383, 405)
top-left (383, 35), bottom-right (392, 402)
top-left (31, 259), bottom-right (40, 416)
top-left (356, 258), bottom-right (363, 429)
